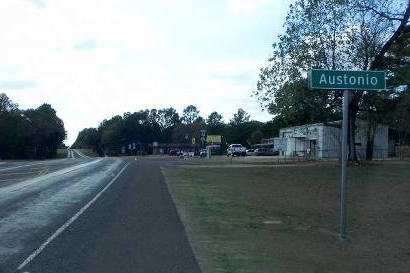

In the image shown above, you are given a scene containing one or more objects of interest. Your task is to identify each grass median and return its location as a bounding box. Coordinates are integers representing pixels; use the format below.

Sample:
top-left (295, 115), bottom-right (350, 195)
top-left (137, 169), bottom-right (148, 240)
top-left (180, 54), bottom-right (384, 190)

top-left (163, 160), bottom-right (410, 273)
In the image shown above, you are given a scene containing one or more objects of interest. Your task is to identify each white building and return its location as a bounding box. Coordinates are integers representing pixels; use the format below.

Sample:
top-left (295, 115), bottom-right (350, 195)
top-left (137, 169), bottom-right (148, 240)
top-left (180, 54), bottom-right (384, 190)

top-left (275, 121), bottom-right (389, 159)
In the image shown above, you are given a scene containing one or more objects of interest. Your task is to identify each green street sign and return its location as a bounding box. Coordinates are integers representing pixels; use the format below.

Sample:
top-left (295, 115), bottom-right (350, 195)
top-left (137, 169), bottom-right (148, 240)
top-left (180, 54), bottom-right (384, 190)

top-left (309, 69), bottom-right (386, 90)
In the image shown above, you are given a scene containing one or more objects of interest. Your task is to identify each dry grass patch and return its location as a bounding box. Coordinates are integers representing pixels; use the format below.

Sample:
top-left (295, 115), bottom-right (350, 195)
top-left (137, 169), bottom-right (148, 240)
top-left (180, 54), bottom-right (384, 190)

top-left (163, 161), bottom-right (410, 273)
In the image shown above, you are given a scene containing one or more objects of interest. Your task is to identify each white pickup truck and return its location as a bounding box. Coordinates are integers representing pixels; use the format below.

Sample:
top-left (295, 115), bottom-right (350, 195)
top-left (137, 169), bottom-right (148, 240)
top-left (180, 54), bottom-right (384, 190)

top-left (226, 144), bottom-right (246, 157)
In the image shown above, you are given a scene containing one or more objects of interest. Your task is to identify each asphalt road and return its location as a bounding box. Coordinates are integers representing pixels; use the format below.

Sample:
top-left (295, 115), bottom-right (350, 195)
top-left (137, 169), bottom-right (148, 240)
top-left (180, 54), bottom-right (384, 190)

top-left (0, 153), bottom-right (200, 273)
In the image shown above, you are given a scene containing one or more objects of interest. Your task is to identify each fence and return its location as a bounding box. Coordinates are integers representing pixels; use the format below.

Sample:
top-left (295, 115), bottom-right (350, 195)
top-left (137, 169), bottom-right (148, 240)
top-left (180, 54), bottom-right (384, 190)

top-left (278, 147), bottom-right (398, 162)
top-left (396, 145), bottom-right (410, 160)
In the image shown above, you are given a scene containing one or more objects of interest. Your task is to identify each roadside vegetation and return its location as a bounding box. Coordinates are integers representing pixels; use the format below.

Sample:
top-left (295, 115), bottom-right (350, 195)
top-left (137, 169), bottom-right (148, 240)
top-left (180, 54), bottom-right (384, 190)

top-left (76, 148), bottom-right (99, 157)
top-left (56, 148), bottom-right (68, 159)
top-left (163, 160), bottom-right (410, 273)
top-left (71, 106), bottom-right (281, 156)
top-left (0, 94), bottom-right (66, 160)
top-left (254, 0), bottom-right (410, 160)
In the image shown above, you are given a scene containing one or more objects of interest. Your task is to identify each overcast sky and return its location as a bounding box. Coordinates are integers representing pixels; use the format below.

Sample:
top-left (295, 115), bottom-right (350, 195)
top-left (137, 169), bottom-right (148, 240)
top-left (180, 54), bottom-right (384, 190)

top-left (1, 0), bottom-right (293, 145)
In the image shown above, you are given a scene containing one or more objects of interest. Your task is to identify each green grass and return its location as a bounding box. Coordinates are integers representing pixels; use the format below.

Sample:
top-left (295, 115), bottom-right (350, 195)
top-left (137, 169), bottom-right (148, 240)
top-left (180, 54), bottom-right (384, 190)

top-left (163, 161), bottom-right (410, 273)
top-left (56, 148), bottom-right (68, 158)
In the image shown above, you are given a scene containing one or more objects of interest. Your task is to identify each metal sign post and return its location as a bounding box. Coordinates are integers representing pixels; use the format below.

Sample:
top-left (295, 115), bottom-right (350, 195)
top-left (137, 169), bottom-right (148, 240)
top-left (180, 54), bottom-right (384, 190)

top-left (309, 69), bottom-right (386, 242)
top-left (340, 90), bottom-right (349, 242)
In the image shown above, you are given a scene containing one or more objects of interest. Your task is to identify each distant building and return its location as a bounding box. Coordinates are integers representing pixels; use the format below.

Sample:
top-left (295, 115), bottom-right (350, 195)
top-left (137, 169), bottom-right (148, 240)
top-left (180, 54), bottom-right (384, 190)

top-left (275, 121), bottom-right (390, 159)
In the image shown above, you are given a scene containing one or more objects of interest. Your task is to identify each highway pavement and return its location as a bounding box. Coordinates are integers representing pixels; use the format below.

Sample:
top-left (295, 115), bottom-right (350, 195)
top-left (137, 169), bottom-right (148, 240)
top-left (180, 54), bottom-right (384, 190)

top-left (0, 152), bottom-right (200, 273)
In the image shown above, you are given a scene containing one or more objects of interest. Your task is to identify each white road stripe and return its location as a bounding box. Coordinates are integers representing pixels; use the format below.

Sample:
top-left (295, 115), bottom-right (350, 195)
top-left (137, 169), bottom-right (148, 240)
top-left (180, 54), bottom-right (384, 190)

top-left (0, 159), bottom-right (66, 173)
top-left (17, 162), bottom-right (131, 271)
top-left (0, 178), bottom-right (22, 182)
top-left (0, 163), bottom-right (46, 173)
top-left (0, 171), bottom-right (40, 176)
top-left (0, 159), bottom-right (103, 195)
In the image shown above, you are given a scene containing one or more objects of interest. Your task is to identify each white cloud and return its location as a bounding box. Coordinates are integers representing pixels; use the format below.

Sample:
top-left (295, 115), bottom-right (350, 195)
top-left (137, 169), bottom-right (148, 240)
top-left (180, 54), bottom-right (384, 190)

top-left (73, 40), bottom-right (98, 52)
top-left (27, 0), bottom-right (46, 8)
top-left (1, 0), bottom-right (292, 144)
top-left (0, 81), bottom-right (38, 90)
top-left (227, 0), bottom-right (269, 14)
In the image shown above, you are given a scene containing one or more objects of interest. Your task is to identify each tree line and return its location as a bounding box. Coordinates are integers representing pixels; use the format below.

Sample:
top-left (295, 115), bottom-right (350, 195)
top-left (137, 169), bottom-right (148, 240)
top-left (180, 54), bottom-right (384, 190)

top-left (0, 93), bottom-right (66, 159)
top-left (254, 0), bottom-right (410, 160)
top-left (72, 107), bottom-right (281, 156)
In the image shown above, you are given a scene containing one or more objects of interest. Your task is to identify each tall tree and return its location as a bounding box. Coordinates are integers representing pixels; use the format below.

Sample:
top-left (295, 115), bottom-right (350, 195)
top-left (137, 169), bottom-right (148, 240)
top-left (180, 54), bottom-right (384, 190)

top-left (254, 0), bottom-right (410, 160)
top-left (267, 79), bottom-right (341, 125)
top-left (98, 115), bottom-right (124, 155)
top-left (206, 111), bottom-right (225, 134)
top-left (0, 93), bottom-right (18, 113)
top-left (392, 90), bottom-right (410, 144)
top-left (206, 111), bottom-right (223, 126)
top-left (172, 120), bottom-right (206, 144)
top-left (1, 94), bottom-right (67, 159)
top-left (158, 107), bottom-right (180, 143)
top-left (181, 105), bottom-right (200, 124)
top-left (0, 94), bottom-right (28, 158)
top-left (71, 128), bottom-right (99, 149)
top-left (158, 108), bottom-right (180, 130)
top-left (225, 120), bottom-right (263, 146)
top-left (230, 108), bottom-right (250, 125)
top-left (24, 104), bottom-right (66, 159)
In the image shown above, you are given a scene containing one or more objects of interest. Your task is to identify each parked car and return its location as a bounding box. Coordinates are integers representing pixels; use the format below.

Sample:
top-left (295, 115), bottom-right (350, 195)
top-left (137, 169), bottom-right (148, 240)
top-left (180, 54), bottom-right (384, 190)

top-left (255, 148), bottom-right (279, 156)
top-left (254, 148), bottom-right (268, 156)
top-left (179, 151), bottom-right (194, 158)
top-left (246, 149), bottom-right (256, 156)
top-left (200, 149), bottom-right (207, 157)
top-left (227, 144), bottom-right (246, 156)
top-left (179, 151), bottom-right (188, 158)
top-left (168, 149), bottom-right (180, 156)
top-left (271, 150), bottom-right (279, 156)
